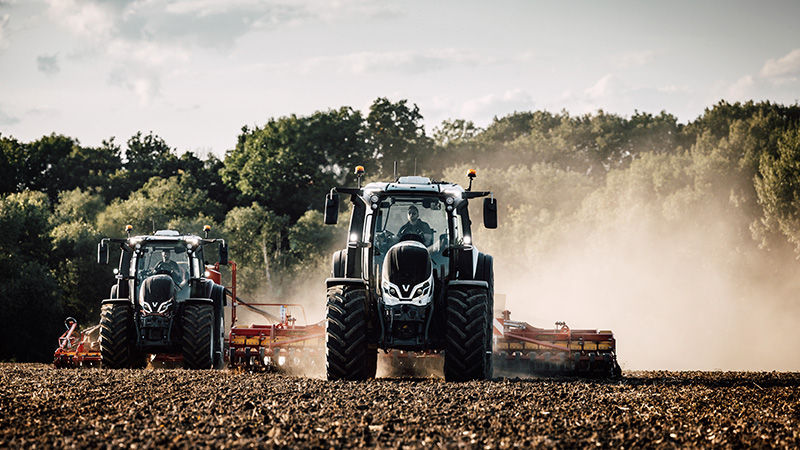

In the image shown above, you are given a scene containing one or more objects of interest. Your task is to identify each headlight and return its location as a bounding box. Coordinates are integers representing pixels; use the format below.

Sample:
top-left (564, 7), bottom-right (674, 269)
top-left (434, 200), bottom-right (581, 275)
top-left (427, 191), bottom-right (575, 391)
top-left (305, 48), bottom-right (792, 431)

top-left (464, 235), bottom-right (472, 245)
top-left (142, 302), bottom-right (152, 313)
top-left (414, 288), bottom-right (423, 297)
top-left (349, 233), bottom-right (358, 242)
top-left (370, 194), bottom-right (379, 203)
top-left (446, 197), bottom-right (454, 205)
top-left (157, 300), bottom-right (172, 314)
top-left (389, 287), bottom-right (398, 297)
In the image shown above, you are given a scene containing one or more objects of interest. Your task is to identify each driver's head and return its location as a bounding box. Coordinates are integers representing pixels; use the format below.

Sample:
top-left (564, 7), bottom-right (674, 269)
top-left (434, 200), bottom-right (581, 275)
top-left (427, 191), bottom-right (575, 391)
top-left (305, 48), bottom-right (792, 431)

top-left (407, 205), bottom-right (419, 223)
top-left (162, 250), bottom-right (171, 262)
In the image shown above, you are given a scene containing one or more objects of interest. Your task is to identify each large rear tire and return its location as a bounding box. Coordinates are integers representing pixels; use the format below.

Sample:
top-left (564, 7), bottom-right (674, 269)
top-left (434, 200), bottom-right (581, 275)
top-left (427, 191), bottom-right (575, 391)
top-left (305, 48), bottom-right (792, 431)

top-left (476, 254), bottom-right (495, 379)
top-left (444, 286), bottom-right (492, 381)
top-left (100, 303), bottom-right (138, 369)
top-left (211, 291), bottom-right (225, 369)
top-left (326, 286), bottom-right (377, 380)
top-left (181, 303), bottom-right (214, 369)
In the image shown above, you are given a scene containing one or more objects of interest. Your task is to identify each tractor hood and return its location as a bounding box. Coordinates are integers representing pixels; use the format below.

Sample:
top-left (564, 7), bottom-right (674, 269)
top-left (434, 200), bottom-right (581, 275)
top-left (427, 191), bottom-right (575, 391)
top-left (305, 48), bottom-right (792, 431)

top-left (139, 274), bottom-right (177, 315)
top-left (381, 241), bottom-right (433, 307)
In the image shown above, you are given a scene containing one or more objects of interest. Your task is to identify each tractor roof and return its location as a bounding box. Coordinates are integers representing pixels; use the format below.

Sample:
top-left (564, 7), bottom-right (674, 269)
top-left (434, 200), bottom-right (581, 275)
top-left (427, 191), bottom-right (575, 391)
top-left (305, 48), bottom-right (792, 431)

top-left (362, 177), bottom-right (466, 196)
top-left (129, 230), bottom-right (203, 243)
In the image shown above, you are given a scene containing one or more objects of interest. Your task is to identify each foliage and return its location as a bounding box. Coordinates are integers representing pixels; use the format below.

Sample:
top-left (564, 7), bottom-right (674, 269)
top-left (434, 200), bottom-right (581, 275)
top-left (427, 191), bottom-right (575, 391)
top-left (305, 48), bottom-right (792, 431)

top-left (0, 192), bottom-right (63, 361)
top-left (222, 107), bottom-right (368, 222)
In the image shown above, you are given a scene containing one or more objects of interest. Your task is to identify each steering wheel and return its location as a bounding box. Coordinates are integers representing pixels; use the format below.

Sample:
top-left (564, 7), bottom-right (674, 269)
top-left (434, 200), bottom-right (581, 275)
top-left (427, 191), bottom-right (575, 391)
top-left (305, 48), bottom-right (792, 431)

top-left (153, 263), bottom-right (172, 275)
top-left (398, 233), bottom-right (425, 244)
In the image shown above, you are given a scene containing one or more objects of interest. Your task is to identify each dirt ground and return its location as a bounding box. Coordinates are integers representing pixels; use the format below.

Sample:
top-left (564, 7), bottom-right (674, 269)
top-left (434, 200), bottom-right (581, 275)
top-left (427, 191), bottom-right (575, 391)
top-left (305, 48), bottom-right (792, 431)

top-left (0, 364), bottom-right (798, 448)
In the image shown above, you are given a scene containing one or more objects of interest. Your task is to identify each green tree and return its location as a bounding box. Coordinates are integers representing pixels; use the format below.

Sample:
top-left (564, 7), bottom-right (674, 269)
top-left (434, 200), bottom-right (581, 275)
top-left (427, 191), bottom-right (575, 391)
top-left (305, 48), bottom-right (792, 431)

top-left (754, 128), bottom-right (800, 251)
top-left (222, 107), bottom-right (367, 222)
top-left (366, 97), bottom-right (432, 178)
top-left (223, 203), bottom-right (290, 294)
top-left (0, 191), bottom-right (63, 361)
top-left (96, 175), bottom-right (223, 236)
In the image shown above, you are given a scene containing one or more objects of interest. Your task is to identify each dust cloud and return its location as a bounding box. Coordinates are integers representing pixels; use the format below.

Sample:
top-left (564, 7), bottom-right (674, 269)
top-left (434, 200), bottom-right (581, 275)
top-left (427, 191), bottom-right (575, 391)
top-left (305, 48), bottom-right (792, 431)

top-left (486, 209), bottom-right (800, 371)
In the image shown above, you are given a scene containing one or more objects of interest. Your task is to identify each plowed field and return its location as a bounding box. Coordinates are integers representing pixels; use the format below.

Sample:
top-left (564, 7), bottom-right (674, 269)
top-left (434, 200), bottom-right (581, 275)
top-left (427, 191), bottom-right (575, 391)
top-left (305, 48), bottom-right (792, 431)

top-left (1, 364), bottom-right (798, 448)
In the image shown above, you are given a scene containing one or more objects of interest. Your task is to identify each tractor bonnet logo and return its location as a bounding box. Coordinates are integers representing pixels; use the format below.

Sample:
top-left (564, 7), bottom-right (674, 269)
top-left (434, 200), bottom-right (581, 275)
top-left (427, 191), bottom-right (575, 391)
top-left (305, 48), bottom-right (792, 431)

top-left (402, 284), bottom-right (410, 291)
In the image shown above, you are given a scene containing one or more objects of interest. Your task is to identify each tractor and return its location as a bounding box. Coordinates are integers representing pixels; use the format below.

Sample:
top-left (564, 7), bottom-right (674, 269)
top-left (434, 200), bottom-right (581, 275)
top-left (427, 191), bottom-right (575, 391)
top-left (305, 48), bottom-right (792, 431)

top-left (96, 226), bottom-right (229, 369)
top-left (323, 167), bottom-right (498, 381)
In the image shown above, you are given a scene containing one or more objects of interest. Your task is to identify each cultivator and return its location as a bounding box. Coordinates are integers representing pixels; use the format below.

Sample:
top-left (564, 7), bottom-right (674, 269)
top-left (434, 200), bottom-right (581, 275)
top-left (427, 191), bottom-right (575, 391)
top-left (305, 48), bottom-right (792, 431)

top-left (227, 302), bottom-right (325, 371)
top-left (212, 262), bottom-right (325, 372)
top-left (53, 318), bottom-right (101, 368)
top-left (493, 310), bottom-right (620, 377)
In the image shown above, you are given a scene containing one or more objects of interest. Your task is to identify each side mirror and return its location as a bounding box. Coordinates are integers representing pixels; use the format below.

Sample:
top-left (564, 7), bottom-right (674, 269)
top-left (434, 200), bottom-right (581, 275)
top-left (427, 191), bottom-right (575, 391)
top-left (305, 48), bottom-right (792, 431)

top-left (219, 242), bottom-right (229, 266)
top-left (324, 192), bottom-right (339, 225)
top-left (483, 197), bottom-right (498, 229)
top-left (97, 242), bottom-right (109, 264)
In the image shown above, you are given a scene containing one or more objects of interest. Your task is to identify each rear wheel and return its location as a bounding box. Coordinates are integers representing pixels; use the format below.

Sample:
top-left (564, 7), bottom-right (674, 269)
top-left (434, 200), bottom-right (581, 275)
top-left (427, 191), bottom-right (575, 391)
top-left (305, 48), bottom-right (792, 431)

top-left (444, 286), bottom-right (491, 381)
top-left (181, 303), bottom-right (214, 369)
top-left (476, 254), bottom-right (495, 379)
top-left (211, 290), bottom-right (226, 369)
top-left (212, 309), bottom-right (225, 369)
top-left (326, 286), bottom-right (377, 380)
top-left (100, 303), bottom-right (139, 369)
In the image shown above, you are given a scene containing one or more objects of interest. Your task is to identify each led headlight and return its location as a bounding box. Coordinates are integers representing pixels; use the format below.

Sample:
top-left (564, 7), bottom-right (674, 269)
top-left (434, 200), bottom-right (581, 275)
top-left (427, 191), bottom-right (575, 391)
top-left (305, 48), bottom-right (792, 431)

top-left (389, 287), bottom-right (398, 297)
top-left (370, 194), bottom-right (379, 203)
top-left (142, 302), bottom-right (153, 313)
top-left (156, 300), bottom-right (172, 314)
top-left (445, 197), bottom-right (454, 205)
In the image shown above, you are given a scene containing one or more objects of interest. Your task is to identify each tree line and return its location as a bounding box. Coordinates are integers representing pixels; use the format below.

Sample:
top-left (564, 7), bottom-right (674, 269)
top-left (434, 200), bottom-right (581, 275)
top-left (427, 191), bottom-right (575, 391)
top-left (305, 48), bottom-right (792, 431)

top-left (2, 98), bottom-right (800, 361)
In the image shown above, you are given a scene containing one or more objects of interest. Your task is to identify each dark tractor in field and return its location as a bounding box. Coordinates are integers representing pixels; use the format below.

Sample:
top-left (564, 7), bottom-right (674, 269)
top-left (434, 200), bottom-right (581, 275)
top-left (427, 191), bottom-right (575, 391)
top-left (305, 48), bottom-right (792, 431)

top-left (97, 227), bottom-right (229, 369)
top-left (323, 167), bottom-right (498, 381)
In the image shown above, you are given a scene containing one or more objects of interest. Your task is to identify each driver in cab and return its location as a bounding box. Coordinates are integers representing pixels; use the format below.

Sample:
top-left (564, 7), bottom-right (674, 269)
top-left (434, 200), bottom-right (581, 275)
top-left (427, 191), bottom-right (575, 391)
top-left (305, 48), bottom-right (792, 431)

top-left (398, 205), bottom-right (433, 246)
top-left (154, 250), bottom-right (183, 286)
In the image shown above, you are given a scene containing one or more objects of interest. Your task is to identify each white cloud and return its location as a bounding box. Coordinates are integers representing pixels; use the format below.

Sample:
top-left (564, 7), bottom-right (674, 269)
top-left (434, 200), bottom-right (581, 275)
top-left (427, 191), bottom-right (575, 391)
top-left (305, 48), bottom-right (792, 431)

top-left (618, 50), bottom-right (655, 68)
top-left (47, 0), bottom-right (116, 38)
top-left (656, 85), bottom-right (689, 94)
top-left (293, 49), bottom-right (498, 76)
top-left (460, 89), bottom-right (535, 122)
top-left (725, 75), bottom-right (755, 99)
top-left (760, 48), bottom-right (800, 79)
top-left (108, 68), bottom-right (161, 106)
top-left (585, 74), bottom-right (621, 99)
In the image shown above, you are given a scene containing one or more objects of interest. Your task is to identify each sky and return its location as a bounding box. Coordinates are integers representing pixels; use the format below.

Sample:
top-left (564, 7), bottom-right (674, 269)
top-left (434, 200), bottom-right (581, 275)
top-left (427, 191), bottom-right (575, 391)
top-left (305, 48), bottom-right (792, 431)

top-left (1, 0), bottom-right (799, 157)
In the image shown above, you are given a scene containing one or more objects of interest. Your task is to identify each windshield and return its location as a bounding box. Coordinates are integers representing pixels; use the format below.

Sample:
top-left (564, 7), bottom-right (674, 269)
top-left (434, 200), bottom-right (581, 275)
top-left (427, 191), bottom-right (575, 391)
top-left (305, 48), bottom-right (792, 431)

top-left (372, 196), bottom-right (449, 288)
top-left (374, 197), bottom-right (448, 251)
top-left (130, 242), bottom-right (190, 288)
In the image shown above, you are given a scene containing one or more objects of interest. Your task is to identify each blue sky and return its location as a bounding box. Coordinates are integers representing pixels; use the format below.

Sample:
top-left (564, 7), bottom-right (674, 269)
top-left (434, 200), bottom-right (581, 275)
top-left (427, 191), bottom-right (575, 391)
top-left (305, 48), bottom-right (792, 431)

top-left (1, 0), bottom-right (799, 156)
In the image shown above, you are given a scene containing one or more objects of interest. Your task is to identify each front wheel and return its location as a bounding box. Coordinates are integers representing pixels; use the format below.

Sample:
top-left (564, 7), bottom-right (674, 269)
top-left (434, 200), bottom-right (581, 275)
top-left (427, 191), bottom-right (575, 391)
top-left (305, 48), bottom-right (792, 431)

top-left (326, 286), bottom-right (376, 380)
top-left (444, 285), bottom-right (492, 381)
top-left (100, 303), bottom-right (139, 369)
top-left (181, 303), bottom-right (214, 369)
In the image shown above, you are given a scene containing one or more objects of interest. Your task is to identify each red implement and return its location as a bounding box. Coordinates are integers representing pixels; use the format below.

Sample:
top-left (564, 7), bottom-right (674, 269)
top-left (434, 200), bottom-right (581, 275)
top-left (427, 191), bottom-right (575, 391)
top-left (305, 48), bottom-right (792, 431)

top-left (225, 262), bottom-right (325, 371)
top-left (492, 310), bottom-right (621, 377)
top-left (53, 318), bottom-right (101, 368)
